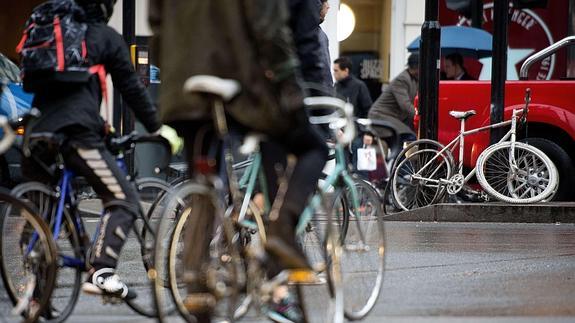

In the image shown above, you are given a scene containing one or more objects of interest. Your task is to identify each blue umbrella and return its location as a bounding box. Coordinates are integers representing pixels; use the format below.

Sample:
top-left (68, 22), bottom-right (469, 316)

top-left (407, 26), bottom-right (493, 58)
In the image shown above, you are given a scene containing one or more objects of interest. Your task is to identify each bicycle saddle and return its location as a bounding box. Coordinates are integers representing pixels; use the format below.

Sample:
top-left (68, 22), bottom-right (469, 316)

top-left (183, 75), bottom-right (241, 102)
top-left (449, 110), bottom-right (476, 120)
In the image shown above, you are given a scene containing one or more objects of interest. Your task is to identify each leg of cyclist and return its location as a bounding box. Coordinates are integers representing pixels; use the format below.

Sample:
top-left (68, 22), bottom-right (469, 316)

top-left (262, 109), bottom-right (329, 272)
top-left (58, 133), bottom-right (140, 300)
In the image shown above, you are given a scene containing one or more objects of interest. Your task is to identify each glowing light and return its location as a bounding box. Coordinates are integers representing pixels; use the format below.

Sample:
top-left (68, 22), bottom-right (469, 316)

top-left (337, 3), bottom-right (356, 42)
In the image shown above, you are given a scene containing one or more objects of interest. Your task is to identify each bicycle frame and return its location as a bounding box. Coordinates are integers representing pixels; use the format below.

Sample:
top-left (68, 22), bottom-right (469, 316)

top-left (297, 144), bottom-right (362, 241)
top-left (27, 169), bottom-right (86, 269)
top-left (27, 156), bottom-right (154, 270)
top-left (411, 108), bottom-right (525, 187)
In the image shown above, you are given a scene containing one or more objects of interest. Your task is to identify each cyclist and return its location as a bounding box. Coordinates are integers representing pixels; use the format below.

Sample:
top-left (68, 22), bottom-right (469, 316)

top-left (149, 0), bottom-right (328, 321)
top-left (22, 0), bottom-right (161, 300)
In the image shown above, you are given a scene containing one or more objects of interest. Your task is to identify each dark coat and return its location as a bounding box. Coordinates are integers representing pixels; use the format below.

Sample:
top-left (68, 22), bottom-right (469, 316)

top-left (149, 0), bottom-right (308, 136)
top-left (31, 23), bottom-right (160, 135)
top-left (335, 75), bottom-right (372, 118)
top-left (317, 27), bottom-right (334, 92)
top-left (288, 0), bottom-right (325, 85)
top-left (368, 69), bottom-right (417, 136)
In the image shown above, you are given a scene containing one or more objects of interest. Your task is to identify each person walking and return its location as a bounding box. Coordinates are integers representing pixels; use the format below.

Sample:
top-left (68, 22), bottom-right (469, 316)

top-left (333, 56), bottom-right (372, 118)
top-left (317, 0), bottom-right (334, 92)
top-left (368, 53), bottom-right (419, 136)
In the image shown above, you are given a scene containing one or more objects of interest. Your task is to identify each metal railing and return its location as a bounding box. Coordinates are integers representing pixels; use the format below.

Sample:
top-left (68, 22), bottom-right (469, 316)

top-left (519, 36), bottom-right (575, 80)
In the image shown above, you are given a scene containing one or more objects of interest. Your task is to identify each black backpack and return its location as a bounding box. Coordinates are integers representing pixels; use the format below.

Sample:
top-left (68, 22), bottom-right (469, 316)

top-left (16, 0), bottom-right (90, 92)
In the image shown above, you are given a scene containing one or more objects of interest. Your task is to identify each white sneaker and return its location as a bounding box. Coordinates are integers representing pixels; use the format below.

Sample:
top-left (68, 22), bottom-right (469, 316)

top-left (82, 268), bottom-right (136, 300)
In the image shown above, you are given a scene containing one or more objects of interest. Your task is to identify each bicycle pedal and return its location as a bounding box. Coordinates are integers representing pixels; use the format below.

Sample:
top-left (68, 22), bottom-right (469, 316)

top-left (287, 269), bottom-right (317, 284)
top-left (183, 293), bottom-right (216, 313)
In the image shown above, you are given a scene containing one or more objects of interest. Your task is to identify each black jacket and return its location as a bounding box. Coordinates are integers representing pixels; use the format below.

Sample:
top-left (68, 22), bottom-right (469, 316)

top-left (288, 0), bottom-right (325, 86)
top-left (335, 75), bottom-right (373, 118)
top-left (31, 22), bottom-right (160, 138)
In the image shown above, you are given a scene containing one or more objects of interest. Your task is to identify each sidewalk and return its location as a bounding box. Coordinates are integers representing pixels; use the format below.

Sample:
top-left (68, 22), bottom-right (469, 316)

top-left (384, 202), bottom-right (575, 223)
top-left (79, 197), bottom-right (575, 223)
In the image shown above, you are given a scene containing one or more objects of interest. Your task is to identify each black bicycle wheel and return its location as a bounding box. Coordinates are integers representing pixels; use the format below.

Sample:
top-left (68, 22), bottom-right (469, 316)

top-left (0, 188), bottom-right (58, 323)
top-left (124, 177), bottom-right (176, 318)
top-left (11, 182), bottom-right (83, 323)
top-left (154, 182), bottom-right (242, 323)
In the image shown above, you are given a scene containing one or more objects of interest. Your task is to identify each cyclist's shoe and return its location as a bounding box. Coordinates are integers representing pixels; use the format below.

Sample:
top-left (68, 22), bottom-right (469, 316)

top-left (266, 285), bottom-right (305, 323)
top-left (39, 302), bottom-right (61, 319)
top-left (82, 268), bottom-right (136, 300)
top-left (265, 236), bottom-right (312, 272)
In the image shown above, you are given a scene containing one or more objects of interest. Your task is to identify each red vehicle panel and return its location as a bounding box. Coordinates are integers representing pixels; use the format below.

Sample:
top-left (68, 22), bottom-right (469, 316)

top-left (437, 81), bottom-right (575, 168)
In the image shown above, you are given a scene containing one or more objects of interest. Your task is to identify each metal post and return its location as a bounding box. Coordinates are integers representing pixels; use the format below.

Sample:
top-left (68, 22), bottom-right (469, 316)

top-left (568, 0), bottom-right (575, 78)
top-left (471, 0), bottom-right (483, 29)
top-left (419, 0), bottom-right (441, 140)
top-left (489, 0), bottom-right (509, 144)
top-left (122, 0), bottom-right (136, 174)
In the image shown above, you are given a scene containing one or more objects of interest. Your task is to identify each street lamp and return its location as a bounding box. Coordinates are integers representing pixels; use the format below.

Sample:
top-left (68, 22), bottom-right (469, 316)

top-left (338, 3), bottom-right (356, 42)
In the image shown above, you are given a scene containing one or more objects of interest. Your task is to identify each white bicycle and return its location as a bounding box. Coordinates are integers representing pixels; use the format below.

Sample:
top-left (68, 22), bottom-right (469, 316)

top-left (390, 89), bottom-right (558, 211)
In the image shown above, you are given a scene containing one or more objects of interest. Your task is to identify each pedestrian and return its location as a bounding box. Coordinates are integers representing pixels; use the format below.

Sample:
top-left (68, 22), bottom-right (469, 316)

top-left (149, 0), bottom-right (328, 322)
top-left (317, 0), bottom-right (334, 92)
top-left (333, 56), bottom-right (372, 118)
top-left (443, 52), bottom-right (474, 80)
top-left (368, 53), bottom-right (419, 137)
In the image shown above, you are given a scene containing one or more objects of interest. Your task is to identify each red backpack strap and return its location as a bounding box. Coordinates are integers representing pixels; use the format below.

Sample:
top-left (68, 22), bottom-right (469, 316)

top-left (15, 23), bottom-right (35, 53)
top-left (89, 64), bottom-right (109, 121)
top-left (53, 16), bottom-right (65, 71)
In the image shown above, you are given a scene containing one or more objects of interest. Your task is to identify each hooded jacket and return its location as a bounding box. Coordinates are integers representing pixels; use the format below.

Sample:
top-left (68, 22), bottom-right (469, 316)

top-left (30, 12), bottom-right (160, 138)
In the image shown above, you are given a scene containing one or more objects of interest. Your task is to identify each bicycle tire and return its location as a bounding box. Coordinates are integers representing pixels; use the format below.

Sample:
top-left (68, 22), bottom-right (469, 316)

top-left (385, 139), bottom-right (454, 213)
top-left (154, 182), bottom-right (242, 323)
top-left (476, 141), bottom-right (558, 203)
top-left (391, 148), bottom-right (454, 211)
top-left (322, 190), bottom-right (345, 323)
top-left (10, 182), bottom-right (83, 323)
top-left (0, 188), bottom-right (58, 323)
top-left (341, 177), bottom-right (385, 320)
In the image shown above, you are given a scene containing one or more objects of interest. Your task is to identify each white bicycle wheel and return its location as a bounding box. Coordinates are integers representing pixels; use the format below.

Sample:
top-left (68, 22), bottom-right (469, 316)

top-left (476, 141), bottom-right (558, 203)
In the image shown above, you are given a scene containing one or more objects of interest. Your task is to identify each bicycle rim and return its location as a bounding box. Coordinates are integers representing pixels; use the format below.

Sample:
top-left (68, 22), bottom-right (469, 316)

top-left (476, 142), bottom-right (558, 203)
top-left (155, 182), bottom-right (241, 322)
top-left (0, 190), bottom-right (58, 323)
top-left (342, 178), bottom-right (385, 320)
top-left (11, 182), bottom-right (82, 323)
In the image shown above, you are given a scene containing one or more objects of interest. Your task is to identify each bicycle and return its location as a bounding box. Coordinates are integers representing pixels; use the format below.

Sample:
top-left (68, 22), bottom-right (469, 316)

top-left (0, 109), bottom-right (58, 323)
top-left (389, 88), bottom-right (559, 211)
top-left (9, 131), bottom-right (175, 322)
top-left (152, 75), bottom-right (385, 323)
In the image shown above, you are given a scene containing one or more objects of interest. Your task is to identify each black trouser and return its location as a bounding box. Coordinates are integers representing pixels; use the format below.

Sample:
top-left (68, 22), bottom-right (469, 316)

top-left (43, 127), bottom-right (140, 270)
top-left (174, 110), bottom-right (328, 263)
top-left (260, 110), bottom-right (329, 253)
top-left (65, 144), bottom-right (139, 270)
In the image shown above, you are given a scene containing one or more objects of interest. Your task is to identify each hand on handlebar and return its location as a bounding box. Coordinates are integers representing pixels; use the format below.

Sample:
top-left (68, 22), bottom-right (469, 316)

top-left (157, 125), bottom-right (184, 154)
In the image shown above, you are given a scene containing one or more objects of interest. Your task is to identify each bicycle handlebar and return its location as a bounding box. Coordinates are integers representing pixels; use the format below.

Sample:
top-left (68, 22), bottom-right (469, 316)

top-left (108, 131), bottom-right (172, 173)
top-left (304, 96), bottom-right (356, 145)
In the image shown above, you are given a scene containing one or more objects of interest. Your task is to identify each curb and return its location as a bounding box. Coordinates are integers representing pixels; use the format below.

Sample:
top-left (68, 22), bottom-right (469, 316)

top-left (383, 202), bottom-right (575, 223)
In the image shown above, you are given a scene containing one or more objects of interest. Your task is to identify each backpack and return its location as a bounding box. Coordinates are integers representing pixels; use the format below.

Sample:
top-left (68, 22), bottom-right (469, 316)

top-left (16, 0), bottom-right (90, 92)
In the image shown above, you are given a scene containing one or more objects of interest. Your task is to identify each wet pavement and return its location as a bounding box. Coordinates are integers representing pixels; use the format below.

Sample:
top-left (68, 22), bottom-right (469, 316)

top-left (2, 221), bottom-right (575, 322)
